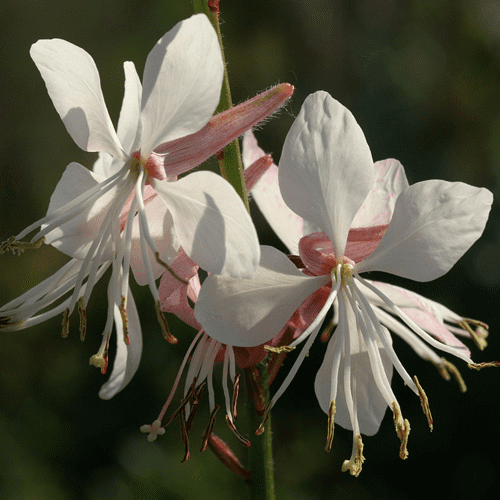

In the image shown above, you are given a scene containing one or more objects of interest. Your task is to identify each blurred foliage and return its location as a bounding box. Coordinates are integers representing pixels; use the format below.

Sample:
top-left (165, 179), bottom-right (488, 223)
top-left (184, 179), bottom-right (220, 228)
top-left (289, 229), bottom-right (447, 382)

top-left (1, 0), bottom-right (500, 499)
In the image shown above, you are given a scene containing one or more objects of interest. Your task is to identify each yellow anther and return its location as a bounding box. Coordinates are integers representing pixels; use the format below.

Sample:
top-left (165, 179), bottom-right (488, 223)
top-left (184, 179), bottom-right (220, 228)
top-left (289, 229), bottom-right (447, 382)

top-left (264, 345), bottom-right (296, 354)
top-left (434, 358), bottom-right (467, 393)
top-left (325, 400), bottom-right (336, 453)
top-left (468, 361), bottom-right (500, 371)
top-left (459, 319), bottom-right (489, 351)
top-left (414, 376), bottom-right (433, 431)
top-left (0, 236), bottom-right (45, 256)
top-left (392, 402), bottom-right (411, 460)
top-left (89, 353), bottom-right (106, 370)
top-left (341, 434), bottom-right (365, 477)
top-left (119, 295), bottom-right (130, 345)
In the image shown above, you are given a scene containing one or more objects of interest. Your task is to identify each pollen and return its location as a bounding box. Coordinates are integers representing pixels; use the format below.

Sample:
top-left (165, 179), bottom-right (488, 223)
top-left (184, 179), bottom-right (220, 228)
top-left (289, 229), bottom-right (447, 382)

top-left (392, 402), bottom-right (411, 460)
top-left (0, 236), bottom-right (45, 256)
top-left (414, 376), bottom-right (433, 431)
top-left (341, 434), bottom-right (365, 477)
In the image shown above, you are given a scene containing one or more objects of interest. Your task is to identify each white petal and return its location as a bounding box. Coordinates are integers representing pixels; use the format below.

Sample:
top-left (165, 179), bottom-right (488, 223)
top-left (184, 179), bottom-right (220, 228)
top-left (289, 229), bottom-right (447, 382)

top-left (194, 246), bottom-right (330, 346)
top-left (315, 303), bottom-right (392, 436)
top-left (279, 91), bottom-right (374, 256)
top-left (99, 289), bottom-right (142, 399)
top-left (129, 196), bottom-right (180, 286)
top-left (43, 163), bottom-right (117, 259)
top-left (30, 39), bottom-right (125, 159)
top-left (243, 131), bottom-right (319, 254)
top-left (351, 159), bottom-right (409, 228)
top-left (356, 180), bottom-right (493, 281)
top-left (140, 14), bottom-right (223, 156)
top-left (117, 61), bottom-right (142, 154)
top-left (151, 171), bottom-right (260, 278)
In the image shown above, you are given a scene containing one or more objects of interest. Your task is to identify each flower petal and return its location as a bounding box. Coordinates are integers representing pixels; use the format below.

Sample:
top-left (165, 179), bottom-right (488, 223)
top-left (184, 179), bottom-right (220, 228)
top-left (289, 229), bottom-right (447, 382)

top-left (117, 61), bottom-right (142, 155)
top-left (140, 14), bottom-right (223, 156)
top-left (151, 171), bottom-right (260, 278)
top-left (43, 163), bottom-right (117, 259)
top-left (194, 246), bottom-right (330, 347)
top-left (243, 131), bottom-right (319, 254)
top-left (315, 303), bottom-right (392, 436)
top-left (356, 180), bottom-right (493, 281)
top-left (351, 159), bottom-right (409, 228)
top-left (99, 288), bottom-right (142, 399)
top-left (129, 195), bottom-right (180, 285)
top-left (279, 91), bottom-right (374, 256)
top-left (30, 39), bottom-right (125, 159)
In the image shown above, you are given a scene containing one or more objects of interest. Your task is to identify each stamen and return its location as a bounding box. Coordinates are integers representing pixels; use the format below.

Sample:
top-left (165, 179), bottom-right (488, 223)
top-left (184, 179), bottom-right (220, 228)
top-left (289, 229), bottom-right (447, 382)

top-left (413, 376), bottom-right (433, 431)
top-left (434, 358), bottom-right (467, 393)
top-left (140, 419), bottom-right (165, 442)
top-left (155, 300), bottom-right (178, 344)
top-left (89, 334), bottom-right (111, 374)
top-left (179, 407), bottom-right (191, 463)
top-left (201, 405), bottom-right (220, 452)
top-left (459, 319), bottom-right (489, 350)
top-left (77, 297), bottom-right (87, 341)
top-left (341, 434), bottom-right (365, 477)
top-left (226, 415), bottom-right (251, 447)
top-left (244, 365), bottom-right (266, 416)
top-left (468, 361), bottom-right (500, 370)
top-left (392, 402), bottom-right (410, 460)
top-left (155, 252), bottom-right (188, 284)
top-left (0, 236), bottom-right (45, 256)
top-left (61, 308), bottom-right (70, 338)
top-left (255, 402), bottom-right (272, 436)
top-left (325, 400), bottom-right (336, 453)
top-left (119, 295), bottom-right (130, 345)
top-left (231, 373), bottom-right (240, 421)
top-left (263, 345), bottom-right (296, 354)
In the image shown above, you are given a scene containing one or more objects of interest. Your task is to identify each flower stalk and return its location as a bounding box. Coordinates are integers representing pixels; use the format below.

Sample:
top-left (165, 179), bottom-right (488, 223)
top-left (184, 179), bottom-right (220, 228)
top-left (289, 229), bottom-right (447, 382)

top-left (193, 0), bottom-right (250, 211)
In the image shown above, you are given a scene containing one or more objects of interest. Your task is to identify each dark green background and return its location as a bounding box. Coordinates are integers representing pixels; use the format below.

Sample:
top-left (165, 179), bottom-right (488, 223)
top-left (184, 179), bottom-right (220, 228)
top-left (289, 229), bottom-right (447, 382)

top-left (1, 1), bottom-right (499, 499)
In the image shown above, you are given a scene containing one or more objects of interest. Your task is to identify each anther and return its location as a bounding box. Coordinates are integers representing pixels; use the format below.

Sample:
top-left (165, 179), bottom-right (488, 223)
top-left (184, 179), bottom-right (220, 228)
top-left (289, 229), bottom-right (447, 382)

top-left (434, 358), bottom-right (467, 393)
top-left (155, 252), bottom-right (188, 284)
top-left (119, 295), bottom-right (130, 345)
top-left (201, 405), bottom-right (220, 453)
top-left (231, 373), bottom-right (240, 421)
top-left (61, 308), bottom-right (71, 338)
top-left (0, 236), bottom-right (45, 256)
top-left (459, 319), bottom-right (489, 351)
top-left (77, 297), bottom-right (87, 341)
top-left (341, 434), bottom-right (365, 477)
top-left (155, 300), bottom-right (178, 344)
top-left (325, 400), bottom-right (336, 453)
top-left (255, 403), bottom-right (272, 436)
top-left (264, 345), bottom-right (296, 354)
top-left (226, 415), bottom-right (251, 447)
top-left (392, 402), bottom-right (410, 460)
top-left (468, 361), bottom-right (500, 370)
top-left (414, 376), bottom-right (433, 431)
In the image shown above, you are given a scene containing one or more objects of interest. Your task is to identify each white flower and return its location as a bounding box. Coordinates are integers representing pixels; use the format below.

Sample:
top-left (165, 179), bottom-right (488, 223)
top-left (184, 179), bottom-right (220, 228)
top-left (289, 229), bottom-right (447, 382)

top-left (0, 14), bottom-right (263, 399)
top-left (195, 91), bottom-right (493, 475)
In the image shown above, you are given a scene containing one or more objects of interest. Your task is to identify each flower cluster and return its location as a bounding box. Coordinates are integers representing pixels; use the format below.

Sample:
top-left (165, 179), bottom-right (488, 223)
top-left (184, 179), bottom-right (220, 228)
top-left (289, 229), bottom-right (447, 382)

top-left (1, 12), bottom-right (496, 478)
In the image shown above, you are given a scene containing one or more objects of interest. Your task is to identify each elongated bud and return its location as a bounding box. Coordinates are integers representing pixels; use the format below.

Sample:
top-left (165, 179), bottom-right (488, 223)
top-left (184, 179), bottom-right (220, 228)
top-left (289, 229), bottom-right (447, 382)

top-left (208, 433), bottom-right (251, 480)
top-left (152, 84), bottom-right (294, 177)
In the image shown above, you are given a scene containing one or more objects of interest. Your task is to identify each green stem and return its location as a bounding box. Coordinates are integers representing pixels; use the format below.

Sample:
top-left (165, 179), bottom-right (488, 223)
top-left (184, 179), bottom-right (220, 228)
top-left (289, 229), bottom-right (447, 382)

top-left (192, 0), bottom-right (250, 211)
top-left (246, 365), bottom-right (276, 500)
